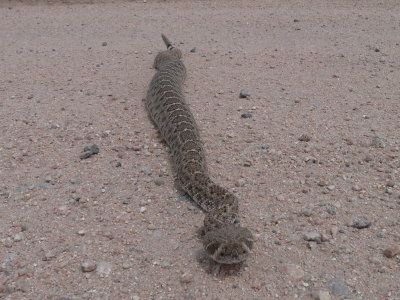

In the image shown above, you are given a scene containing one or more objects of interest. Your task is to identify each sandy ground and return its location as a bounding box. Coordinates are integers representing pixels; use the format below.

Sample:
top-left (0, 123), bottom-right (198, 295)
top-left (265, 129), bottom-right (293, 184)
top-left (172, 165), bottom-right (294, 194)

top-left (1, 0), bottom-right (399, 299)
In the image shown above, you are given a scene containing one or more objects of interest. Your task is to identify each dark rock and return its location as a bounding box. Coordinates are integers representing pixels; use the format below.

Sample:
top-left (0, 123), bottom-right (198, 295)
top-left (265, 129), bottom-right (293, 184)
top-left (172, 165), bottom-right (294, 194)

top-left (353, 220), bottom-right (372, 229)
top-left (298, 134), bottom-right (311, 142)
top-left (80, 144), bottom-right (100, 160)
top-left (239, 89), bottom-right (251, 98)
top-left (241, 113), bottom-right (252, 119)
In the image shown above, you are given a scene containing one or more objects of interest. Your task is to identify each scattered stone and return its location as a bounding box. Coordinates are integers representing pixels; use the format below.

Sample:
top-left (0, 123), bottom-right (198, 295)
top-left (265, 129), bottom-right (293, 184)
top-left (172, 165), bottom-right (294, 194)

top-left (122, 262), bottom-right (132, 269)
top-left (363, 155), bottom-right (373, 162)
top-left (77, 230), bottom-right (86, 236)
top-left (370, 137), bottom-right (385, 148)
top-left (377, 231), bottom-right (385, 238)
top-left (139, 207), bottom-right (147, 213)
top-left (330, 226), bottom-right (339, 238)
top-left (353, 220), bottom-right (371, 229)
top-left (321, 233), bottom-right (330, 242)
top-left (329, 277), bottom-right (349, 297)
top-left (239, 89), bottom-right (251, 98)
top-left (311, 290), bottom-right (331, 300)
top-left (241, 112), bottom-right (252, 119)
top-left (298, 134), bottom-right (311, 142)
top-left (301, 206), bottom-right (313, 217)
top-left (281, 264), bottom-right (305, 281)
top-left (13, 233), bottom-right (24, 242)
top-left (326, 206), bottom-right (337, 215)
top-left (140, 167), bottom-right (152, 175)
top-left (114, 161), bottom-right (122, 167)
top-left (307, 241), bottom-right (318, 250)
top-left (43, 250), bottom-right (57, 261)
top-left (304, 232), bottom-right (322, 243)
top-left (386, 181), bottom-right (395, 188)
top-left (260, 144), bottom-right (270, 150)
top-left (293, 19), bottom-right (300, 22)
top-left (190, 47), bottom-right (196, 53)
top-left (383, 245), bottom-right (400, 258)
top-left (122, 199), bottom-right (131, 205)
top-left (327, 185), bottom-right (335, 191)
top-left (80, 144), bottom-right (100, 160)
top-left (180, 272), bottom-right (193, 283)
top-left (81, 261), bottom-right (97, 272)
top-left (96, 261), bottom-right (113, 277)
top-left (352, 185), bottom-right (362, 192)
top-left (154, 177), bottom-right (165, 186)
top-left (243, 161), bottom-right (252, 167)
top-left (374, 47), bottom-right (380, 52)
top-left (102, 42), bottom-right (108, 46)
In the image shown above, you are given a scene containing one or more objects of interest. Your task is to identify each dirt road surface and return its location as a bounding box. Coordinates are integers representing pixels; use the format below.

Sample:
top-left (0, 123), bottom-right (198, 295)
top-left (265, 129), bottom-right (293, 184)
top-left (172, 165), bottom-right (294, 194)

top-left (1, 0), bottom-right (399, 299)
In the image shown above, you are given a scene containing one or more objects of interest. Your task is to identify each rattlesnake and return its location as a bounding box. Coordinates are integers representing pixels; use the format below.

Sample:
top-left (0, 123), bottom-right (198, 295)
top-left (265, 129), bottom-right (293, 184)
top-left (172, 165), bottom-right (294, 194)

top-left (145, 34), bottom-right (254, 264)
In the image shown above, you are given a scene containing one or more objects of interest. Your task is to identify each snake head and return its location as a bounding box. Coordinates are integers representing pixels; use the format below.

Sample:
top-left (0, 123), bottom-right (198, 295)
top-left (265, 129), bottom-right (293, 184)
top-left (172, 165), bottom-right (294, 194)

top-left (203, 225), bottom-right (254, 264)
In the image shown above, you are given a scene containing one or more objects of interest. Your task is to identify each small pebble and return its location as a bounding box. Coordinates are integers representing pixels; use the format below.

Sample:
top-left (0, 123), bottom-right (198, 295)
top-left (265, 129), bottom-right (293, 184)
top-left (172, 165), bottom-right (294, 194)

top-left (330, 226), bottom-right (339, 238)
top-left (260, 144), bottom-right (270, 150)
top-left (180, 272), bottom-right (193, 284)
top-left (80, 144), bottom-right (100, 160)
top-left (81, 261), bottom-right (97, 272)
top-left (154, 177), bottom-right (165, 186)
top-left (239, 89), bottom-right (251, 98)
top-left (298, 134), bottom-right (311, 142)
top-left (77, 230), bottom-right (86, 236)
top-left (377, 231), bottom-right (385, 238)
top-left (122, 262), bottom-right (132, 269)
top-left (383, 245), bottom-right (400, 258)
top-left (370, 137), bottom-right (385, 148)
top-left (190, 47), bottom-right (196, 53)
top-left (102, 42), bottom-right (107, 46)
top-left (13, 233), bottom-right (24, 242)
top-left (241, 113), bottom-right (252, 119)
top-left (311, 290), bottom-right (331, 300)
top-left (96, 261), bottom-right (113, 277)
top-left (353, 220), bottom-right (371, 229)
top-left (307, 241), bottom-right (318, 249)
top-left (301, 206), bottom-right (313, 217)
top-left (329, 277), bottom-right (349, 296)
top-left (304, 232), bottom-right (322, 243)
top-left (139, 207), bottom-right (147, 213)
top-left (321, 233), bottom-right (330, 242)
top-left (326, 206), bottom-right (337, 215)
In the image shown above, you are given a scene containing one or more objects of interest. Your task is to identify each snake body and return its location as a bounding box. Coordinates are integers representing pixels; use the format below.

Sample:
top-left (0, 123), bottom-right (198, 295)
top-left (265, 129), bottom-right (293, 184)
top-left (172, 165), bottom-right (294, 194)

top-left (145, 35), bottom-right (253, 264)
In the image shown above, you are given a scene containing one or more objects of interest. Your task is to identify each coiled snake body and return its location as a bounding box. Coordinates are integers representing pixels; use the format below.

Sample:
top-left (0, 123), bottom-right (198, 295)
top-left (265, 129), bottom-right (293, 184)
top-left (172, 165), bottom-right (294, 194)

top-left (145, 35), bottom-right (253, 264)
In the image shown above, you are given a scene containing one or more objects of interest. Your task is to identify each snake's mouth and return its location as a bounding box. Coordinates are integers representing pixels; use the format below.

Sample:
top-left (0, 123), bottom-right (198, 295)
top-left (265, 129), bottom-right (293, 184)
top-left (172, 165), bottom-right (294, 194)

top-left (203, 225), bottom-right (254, 264)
